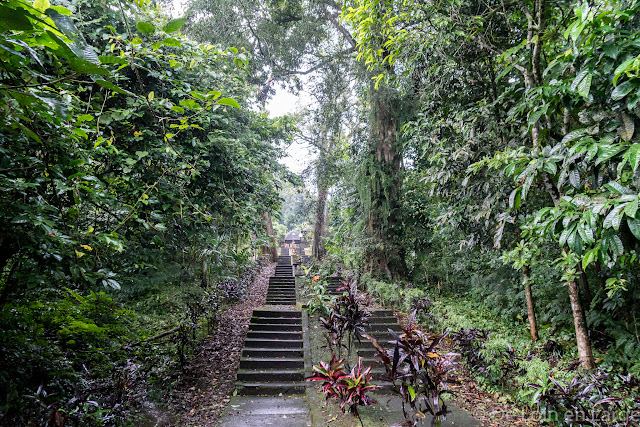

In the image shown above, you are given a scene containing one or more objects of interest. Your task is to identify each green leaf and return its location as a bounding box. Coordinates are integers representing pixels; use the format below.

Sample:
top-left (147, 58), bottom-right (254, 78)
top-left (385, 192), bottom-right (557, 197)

top-left (136, 21), bottom-right (156, 34)
top-left (596, 145), bottom-right (623, 165)
top-left (577, 73), bottom-right (592, 98)
top-left (163, 17), bottom-right (187, 33)
top-left (161, 37), bottom-right (181, 47)
top-left (603, 205), bottom-right (623, 230)
top-left (49, 6), bottom-right (72, 15)
top-left (408, 385), bottom-right (416, 400)
top-left (625, 197), bottom-right (638, 218)
top-left (582, 248), bottom-right (598, 269)
top-left (217, 98), bottom-right (241, 108)
top-left (628, 218), bottom-right (640, 240)
top-left (612, 80), bottom-right (638, 101)
top-left (99, 55), bottom-right (127, 65)
top-left (613, 235), bottom-right (624, 255)
top-left (0, 6), bottom-right (34, 31)
top-left (571, 69), bottom-right (592, 98)
top-left (613, 58), bottom-right (635, 86)
top-left (562, 128), bottom-right (587, 145)
top-left (34, 0), bottom-right (51, 12)
top-left (94, 79), bottom-right (135, 96)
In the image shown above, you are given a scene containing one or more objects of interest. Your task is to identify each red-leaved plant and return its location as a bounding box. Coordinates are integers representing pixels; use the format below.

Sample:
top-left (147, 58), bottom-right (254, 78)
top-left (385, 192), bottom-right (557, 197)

top-left (363, 311), bottom-right (459, 424)
top-left (308, 355), bottom-right (377, 422)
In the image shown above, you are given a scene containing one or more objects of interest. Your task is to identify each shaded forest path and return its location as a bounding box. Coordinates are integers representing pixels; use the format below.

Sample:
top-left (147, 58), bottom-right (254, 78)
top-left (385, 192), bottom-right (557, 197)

top-left (219, 240), bottom-right (482, 426)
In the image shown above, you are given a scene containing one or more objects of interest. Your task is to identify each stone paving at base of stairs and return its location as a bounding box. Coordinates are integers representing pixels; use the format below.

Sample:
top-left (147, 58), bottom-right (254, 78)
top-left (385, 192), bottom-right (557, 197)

top-left (358, 393), bottom-right (482, 426)
top-left (218, 396), bottom-right (312, 427)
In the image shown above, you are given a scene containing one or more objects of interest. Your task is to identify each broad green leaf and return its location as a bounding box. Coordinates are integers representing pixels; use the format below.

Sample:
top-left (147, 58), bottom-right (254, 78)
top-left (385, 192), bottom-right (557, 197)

top-left (596, 145), bottom-right (623, 165)
top-left (571, 69), bottom-right (592, 98)
top-left (577, 73), bottom-right (592, 98)
top-left (0, 6), bottom-right (34, 31)
top-left (628, 218), bottom-right (640, 240)
top-left (162, 37), bottom-right (181, 47)
top-left (605, 181), bottom-right (633, 195)
top-left (582, 248), bottom-right (598, 269)
top-left (34, 0), bottom-right (51, 12)
top-left (95, 79), bottom-right (135, 96)
top-left (136, 21), bottom-right (156, 34)
top-left (49, 5), bottom-right (72, 15)
top-left (603, 205), bottom-right (623, 230)
top-left (613, 58), bottom-right (636, 86)
top-left (99, 55), bottom-right (127, 65)
top-left (611, 80), bottom-right (638, 101)
top-left (562, 128), bottom-right (586, 145)
top-left (217, 98), bottom-right (241, 108)
top-left (163, 17), bottom-right (187, 33)
top-left (625, 197), bottom-right (638, 218)
top-left (613, 235), bottom-right (624, 255)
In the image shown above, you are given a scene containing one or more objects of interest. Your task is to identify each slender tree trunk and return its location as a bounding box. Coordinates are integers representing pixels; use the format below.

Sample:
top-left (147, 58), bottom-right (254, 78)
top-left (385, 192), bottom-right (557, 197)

top-left (313, 186), bottom-right (327, 261)
top-left (523, 0), bottom-right (595, 368)
top-left (262, 212), bottom-right (277, 262)
top-left (577, 263), bottom-right (593, 309)
top-left (523, 265), bottom-right (539, 342)
top-left (568, 276), bottom-right (596, 369)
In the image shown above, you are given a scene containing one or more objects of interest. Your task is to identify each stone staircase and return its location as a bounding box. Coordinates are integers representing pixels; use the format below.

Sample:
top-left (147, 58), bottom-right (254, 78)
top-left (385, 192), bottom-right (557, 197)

top-left (235, 309), bottom-right (305, 395)
top-left (235, 246), bottom-right (305, 396)
top-left (357, 310), bottom-right (402, 391)
top-left (326, 276), bottom-right (344, 296)
top-left (266, 256), bottom-right (295, 305)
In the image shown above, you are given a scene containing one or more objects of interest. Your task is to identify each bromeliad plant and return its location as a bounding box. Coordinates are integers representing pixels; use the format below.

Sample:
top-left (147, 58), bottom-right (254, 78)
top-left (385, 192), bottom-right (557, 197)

top-left (308, 355), bottom-right (377, 423)
top-left (364, 312), bottom-right (459, 424)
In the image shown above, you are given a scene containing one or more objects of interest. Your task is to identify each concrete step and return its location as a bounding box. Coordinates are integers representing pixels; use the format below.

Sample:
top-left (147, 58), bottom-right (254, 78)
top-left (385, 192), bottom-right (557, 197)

top-left (244, 338), bottom-right (302, 348)
top-left (236, 382), bottom-right (305, 395)
top-left (264, 299), bottom-right (297, 304)
top-left (366, 323), bottom-right (399, 332)
top-left (239, 357), bottom-right (304, 370)
top-left (242, 348), bottom-right (304, 358)
top-left (368, 316), bottom-right (397, 324)
top-left (248, 323), bottom-right (302, 332)
top-left (252, 310), bottom-right (301, 318)
top-left (236, 369), bottom-right (304, 382)
top-left (371, 310), bottom-right (394, 316)
top-left (250, 317), bottom-right (301, 324)
top-left (357, 338), bottom-right (396, 348)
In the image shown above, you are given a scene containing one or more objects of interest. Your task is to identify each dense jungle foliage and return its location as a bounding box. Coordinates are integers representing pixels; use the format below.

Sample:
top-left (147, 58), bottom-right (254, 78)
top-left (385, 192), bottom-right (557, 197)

top-left (3, 0), bottom-right (640, 424)
top-left (0, 0), bottom-right (294, 423)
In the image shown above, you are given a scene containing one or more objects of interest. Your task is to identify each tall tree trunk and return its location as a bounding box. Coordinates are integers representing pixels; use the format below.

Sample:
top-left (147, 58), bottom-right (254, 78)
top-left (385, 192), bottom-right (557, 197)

top-left (313, 186), bottom-right (327, 261)
top-left (523, 265), bottom-right (539, 342)
top-left (262, 212), bottom-right (277, 262)
top-left (364, 83), bottom-right (406, 279)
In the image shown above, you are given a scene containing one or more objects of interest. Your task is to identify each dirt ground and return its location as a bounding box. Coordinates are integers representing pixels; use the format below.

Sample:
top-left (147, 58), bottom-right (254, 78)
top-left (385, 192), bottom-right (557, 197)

top-left (166, 263), bottom-right (274, 426)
